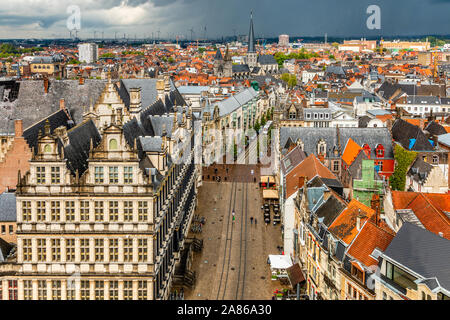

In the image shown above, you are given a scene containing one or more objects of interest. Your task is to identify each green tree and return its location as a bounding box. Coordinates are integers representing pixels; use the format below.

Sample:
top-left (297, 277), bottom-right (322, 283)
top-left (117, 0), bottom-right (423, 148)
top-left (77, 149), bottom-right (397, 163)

top-left (390, 144), bottom-right (418, 191)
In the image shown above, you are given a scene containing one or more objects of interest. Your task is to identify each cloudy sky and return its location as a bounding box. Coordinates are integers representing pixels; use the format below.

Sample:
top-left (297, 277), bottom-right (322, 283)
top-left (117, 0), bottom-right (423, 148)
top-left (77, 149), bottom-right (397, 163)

top-left (0, 0), bottom-right (449, 39)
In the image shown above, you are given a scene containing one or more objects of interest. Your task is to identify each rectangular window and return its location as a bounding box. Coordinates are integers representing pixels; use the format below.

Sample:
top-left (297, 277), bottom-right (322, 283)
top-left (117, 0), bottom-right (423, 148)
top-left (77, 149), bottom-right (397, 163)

top-left (123, 281), bottom-right (133, 300)
top-left (80, 280), bottom-right (90, 300)
top-left (95, 239), bottom-right (104, 262)
top-left (23, 239), bottom-right (32, 262)
top-left (109, 166), bottom-right (118, 184)
top-left (95, 201), bottom-right (104, 221)
top-left (95, 281), bottom-right (104, 300)
top-left (80, 239), bottom-right (90, 262)
top-left (138, 201), bottom-right (148, 221)
top-left (109, 239), bottom-right (119, 262)
top-left (38, 280), bottom-right (47, 300)
top-left (109, 201), bottom-right (119, 222)
top-left (124, 166), bottom-right (133, 184)
top-left (8, 280), bottom-right (17, 300)
top-left (333, 161), bottom-right (339, 172)
top-left (51, 201), bottom-right (60, 221)
top-left (36, 201), bottom-right (46, 222)
top-left (138, 239), bottom-right (147, 262)
top-left (36, 166), bottom-right (46, 184)
top-left (124, 201), bottom-right (133, 222)
top-left (22, 201), bottom-right (32, 222)
top-left (51, 239), bottom-right (61, 262)
top-left (51, 166), bottom-right (60, 184)
top-left (65, 201), bottom-right (75, 222)
top-left (37, 239), bottom-right (46, 262)
top-left (66, 239), bottom-right (75, 262)
top-left (138, 281), bottom-right (147, 300)
top-left (52, 280), bottom-right (61, 300)
top-left (109, 281), bottom-right (119, 300)
top-left (94, 167), bottom-right (104, 183)
top-left (66, 279), bottom-right (76, 300)
top-left (23, 280), bottom-right (32, 300)
top-left (80, 200), bottom-right (90, 221)
top-left (124, 239), bottom-right (133, 262)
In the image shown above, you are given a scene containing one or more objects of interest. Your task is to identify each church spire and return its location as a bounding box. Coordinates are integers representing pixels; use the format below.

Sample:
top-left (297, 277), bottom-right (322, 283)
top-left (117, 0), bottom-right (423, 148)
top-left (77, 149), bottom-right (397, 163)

top-left (248, 11), bottom-right (256, 53)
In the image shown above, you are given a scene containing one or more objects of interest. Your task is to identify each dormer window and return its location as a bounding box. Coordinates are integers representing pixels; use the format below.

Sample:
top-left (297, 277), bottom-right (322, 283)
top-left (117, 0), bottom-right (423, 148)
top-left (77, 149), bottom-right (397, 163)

top-left (317, 140), bottom-right (326, 155)
top-left (376, 144), bottom-right (385, 158)
top-left (109, 139), bottom-right (118, 150)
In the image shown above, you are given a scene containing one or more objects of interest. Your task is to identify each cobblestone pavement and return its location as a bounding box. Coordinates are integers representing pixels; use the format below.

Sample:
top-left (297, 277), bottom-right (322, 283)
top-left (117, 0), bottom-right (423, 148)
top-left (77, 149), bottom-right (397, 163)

top-left (184, 181), bottom-right (288, 300)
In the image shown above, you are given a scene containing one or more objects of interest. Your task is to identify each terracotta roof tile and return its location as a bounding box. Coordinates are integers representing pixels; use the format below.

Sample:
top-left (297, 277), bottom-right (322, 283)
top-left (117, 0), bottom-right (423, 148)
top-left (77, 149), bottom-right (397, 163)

top-left (347, 220), bottom-right (395, 267)
top-left (342, 138), bottom-right (362, 166)
top-left (329, 199), bottom-right (376, 245)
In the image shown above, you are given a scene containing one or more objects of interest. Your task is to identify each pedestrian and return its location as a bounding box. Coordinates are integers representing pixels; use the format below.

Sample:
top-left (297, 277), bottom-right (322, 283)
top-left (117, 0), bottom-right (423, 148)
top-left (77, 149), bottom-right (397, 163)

top-left (250, 217), bottom-right (254, 224)
top-left (255, 218), bottom-right (257, 226)
top-left (232, 210), bottom-right (235, 222)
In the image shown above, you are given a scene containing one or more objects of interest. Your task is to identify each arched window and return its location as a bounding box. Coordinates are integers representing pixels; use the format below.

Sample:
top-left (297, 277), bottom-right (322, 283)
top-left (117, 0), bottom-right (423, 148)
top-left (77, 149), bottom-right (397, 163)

top-left (432, 155), bottom-right (439, 164)
top-left (109, 139), bottom-right (118, 150)
top-left (317, 140), bottom-right (327, 155)
top-left (44, 144), bottom-right (52, 153)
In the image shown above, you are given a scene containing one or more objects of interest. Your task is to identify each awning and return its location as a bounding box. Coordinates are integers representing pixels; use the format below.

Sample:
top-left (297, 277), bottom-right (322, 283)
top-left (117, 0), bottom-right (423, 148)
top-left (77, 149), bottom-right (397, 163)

top-left (287, 263), bottom-right (305, 286)
top-left (260, 175), bottom-right (276, 184)
top-left (269, 255), bottom-right (293, 269)
top-left (263, 189), bottom-right (279, 199)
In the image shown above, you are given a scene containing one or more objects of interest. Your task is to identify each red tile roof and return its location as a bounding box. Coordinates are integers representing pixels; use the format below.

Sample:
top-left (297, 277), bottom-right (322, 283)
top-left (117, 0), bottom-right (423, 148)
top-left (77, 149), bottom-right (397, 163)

top-left (329, 199), bottom-right (376, 245)
top-left (347, 220), bottom-right (395, 267)
top-left (391, 191), bottom-right (450, 239)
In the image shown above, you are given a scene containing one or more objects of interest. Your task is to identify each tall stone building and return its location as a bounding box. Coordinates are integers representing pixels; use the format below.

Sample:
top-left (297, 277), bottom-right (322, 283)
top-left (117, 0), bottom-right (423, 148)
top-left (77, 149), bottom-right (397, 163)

top-left (0, 76), bottom-right (199, 300)
top-left (213, 46), bottom-right (232, 78)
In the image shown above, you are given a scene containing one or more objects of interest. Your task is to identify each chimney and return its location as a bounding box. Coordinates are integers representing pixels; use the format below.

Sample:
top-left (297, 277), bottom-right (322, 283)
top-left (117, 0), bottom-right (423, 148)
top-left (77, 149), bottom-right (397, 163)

top-left (79, 77), bottom-right (85, 85)
top-left (356, 214), bottom-right (364, 231)
top-left (156, 78), bottom-right (165, 100)
top-left (60, 98), bottom-right (65, 111)
top-left (43, 77), bottom-right (49, 93)
top-left (14, 119), bottom-right (23, 138)
top-left (298, 176), bottom-right (306, 189)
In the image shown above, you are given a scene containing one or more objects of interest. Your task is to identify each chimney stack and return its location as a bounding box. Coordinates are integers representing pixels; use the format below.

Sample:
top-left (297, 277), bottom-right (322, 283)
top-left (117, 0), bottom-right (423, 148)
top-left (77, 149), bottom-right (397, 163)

top-left (79, 77), bottom-right (85, 85)
top-left (60, 98), bottom-right (65, 111)
top-left (14, 119), bottom-right (23, 138)
top-left (356, 214), bottom-right (363, 231)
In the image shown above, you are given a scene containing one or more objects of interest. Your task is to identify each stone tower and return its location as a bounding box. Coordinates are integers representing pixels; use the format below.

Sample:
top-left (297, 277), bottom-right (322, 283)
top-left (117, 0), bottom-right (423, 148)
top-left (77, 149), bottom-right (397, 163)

top-left (247, 11), bottom-right (258, 70)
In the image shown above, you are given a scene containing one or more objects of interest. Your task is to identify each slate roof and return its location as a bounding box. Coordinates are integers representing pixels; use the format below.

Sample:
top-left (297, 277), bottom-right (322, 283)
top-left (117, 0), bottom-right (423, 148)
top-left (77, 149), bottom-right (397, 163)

top-left (314, 192), bottom-right (347, 227)
top-left (211, 88), bottom-right (258, 118)
top-left (63, 119), bottom-right (102, 176)
top-left (258, 55), bottom-right (277, 65)
top-left (391, 119), bottom-right (434, 151)
top-left (407, 157), bottom-right (432, 183)
top-left (214, 48), bottom-right (223, 60)
top-left (0, 192), bottom-right (16, 222)
top-left (12, 79), bottom-right (106, 128)
top-left (377, 82), bottom-right (446, 101)
top-left (383, 222), bottom-right (450, 293)
top-left (232, 64), bottom-right (250, 74)
top-left (424, 121), bottom-right (447, 136)
top-left (279, 127), bottom-right (394, 159)
top-left (23, 109), bottom-right (74, 154)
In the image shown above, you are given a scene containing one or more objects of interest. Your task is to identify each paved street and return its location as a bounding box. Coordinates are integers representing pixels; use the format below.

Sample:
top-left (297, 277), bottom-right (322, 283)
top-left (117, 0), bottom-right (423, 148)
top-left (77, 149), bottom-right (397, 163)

top-left (184, 181), bottom-right (286, 300)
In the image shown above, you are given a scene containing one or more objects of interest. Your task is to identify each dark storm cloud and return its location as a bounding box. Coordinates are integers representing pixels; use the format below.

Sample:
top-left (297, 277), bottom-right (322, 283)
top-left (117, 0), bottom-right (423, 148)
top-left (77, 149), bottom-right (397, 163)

top-left (0, 0), bottom-right (449, 38)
